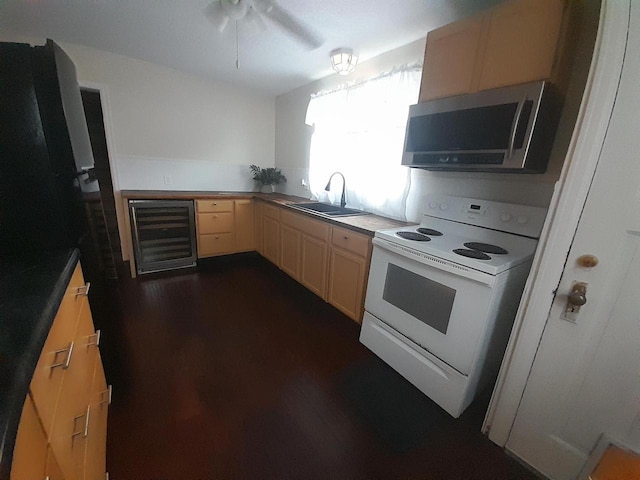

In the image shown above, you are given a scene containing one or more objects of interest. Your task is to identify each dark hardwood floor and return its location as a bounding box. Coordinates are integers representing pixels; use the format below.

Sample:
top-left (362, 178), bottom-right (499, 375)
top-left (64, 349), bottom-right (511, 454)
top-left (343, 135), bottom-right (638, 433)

top-left (97, 253), bottom-right (536, 479)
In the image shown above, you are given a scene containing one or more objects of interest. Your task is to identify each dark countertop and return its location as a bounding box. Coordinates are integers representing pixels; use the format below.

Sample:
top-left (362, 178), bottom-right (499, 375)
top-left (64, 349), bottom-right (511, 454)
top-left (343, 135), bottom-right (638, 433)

top-left (0, 248), bottom-right (80, 479)
top-left (120, 190), bottom-right (409, 235)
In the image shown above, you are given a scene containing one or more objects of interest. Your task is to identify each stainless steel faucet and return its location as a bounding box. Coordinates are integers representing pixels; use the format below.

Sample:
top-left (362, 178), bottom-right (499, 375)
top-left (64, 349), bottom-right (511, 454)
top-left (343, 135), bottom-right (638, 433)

top-left (324, 172), bottom-right (346, 208)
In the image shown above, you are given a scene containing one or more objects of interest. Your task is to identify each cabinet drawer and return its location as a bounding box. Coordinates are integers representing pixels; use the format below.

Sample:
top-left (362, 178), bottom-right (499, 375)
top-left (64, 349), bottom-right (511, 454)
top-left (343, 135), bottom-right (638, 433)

top-left (281, 210), bottom-right (330, 241)
top-left (196, 199), bottom-right (233, 213)
top-left (262, 204), bottom-right (281, 220)
top-left (331, 226), bottom-right (370, 258)
top-left (48, 298), bottom-right (98, 479)
top-left (197, 212), bottom-right (234, 234)
top-left (198, 233), bottom-right (234, 257)
top-left (30, 265), bottom-right (88, 436)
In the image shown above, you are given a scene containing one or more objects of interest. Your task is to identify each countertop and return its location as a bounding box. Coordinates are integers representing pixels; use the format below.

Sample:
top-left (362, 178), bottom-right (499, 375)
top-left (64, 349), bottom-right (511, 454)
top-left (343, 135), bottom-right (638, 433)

top-left (0, 248), bottom-right (80, 479)
top-left (120, 190), bottom-right (409, 235)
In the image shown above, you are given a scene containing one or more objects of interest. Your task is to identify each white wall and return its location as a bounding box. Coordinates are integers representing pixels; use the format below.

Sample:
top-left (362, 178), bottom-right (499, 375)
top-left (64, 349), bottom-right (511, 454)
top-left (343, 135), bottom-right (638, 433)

top-left (0, 33), bottom-right (275, 192)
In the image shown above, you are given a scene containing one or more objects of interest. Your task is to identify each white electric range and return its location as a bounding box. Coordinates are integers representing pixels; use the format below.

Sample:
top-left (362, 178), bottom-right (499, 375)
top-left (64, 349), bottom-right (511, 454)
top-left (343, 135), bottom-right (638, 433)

top-left (360, 195), bottom-right (547, 417)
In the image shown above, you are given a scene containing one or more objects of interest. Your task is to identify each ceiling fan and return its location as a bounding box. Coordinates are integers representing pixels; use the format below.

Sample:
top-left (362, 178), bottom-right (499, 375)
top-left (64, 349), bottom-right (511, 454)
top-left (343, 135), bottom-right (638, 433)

top-left (205, 0), bottom-right (324, 50)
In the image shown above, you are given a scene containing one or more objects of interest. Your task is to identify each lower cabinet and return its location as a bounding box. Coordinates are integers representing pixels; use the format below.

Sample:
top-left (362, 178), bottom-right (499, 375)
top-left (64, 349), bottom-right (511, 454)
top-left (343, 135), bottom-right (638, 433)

top-left (10, 395), bottom-right (48, 480)
top-left (328, 247), bottom-right (368, 322)
top-left (262, 205), bottom-right (281, 265)
top-left (262, 206), bottom-right (371, 322)
top-left (280, 223), bottom-right (301, 279)
top-left (300, 235), bottom-right (329, 299)
top-left (11, 261), bottom-right (111, 480)
top-left (196, 199), bottom-right (256, 258)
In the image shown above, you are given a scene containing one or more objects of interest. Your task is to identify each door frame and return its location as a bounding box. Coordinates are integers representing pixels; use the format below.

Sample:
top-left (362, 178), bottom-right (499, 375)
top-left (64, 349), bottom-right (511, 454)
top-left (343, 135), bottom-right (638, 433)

top-left (78, 80), bottom-right (128, 262)
top-left (483, 0), bottom-right (631, 446)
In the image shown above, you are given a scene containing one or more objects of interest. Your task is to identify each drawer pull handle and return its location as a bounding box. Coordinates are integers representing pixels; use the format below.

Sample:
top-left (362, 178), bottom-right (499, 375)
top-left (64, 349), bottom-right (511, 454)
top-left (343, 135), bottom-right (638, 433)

top-left (71, 405), bottom-right (90, 439)
top-left (212, 202), bottom-right (217, 206)
top-left (100, 385), bottom-right (113, 406)
top-left (75, 282), bottom-right (91, 297)
top-left (213, 215), bottom-right (218, 219)
top-left (344, 236), bottom-right (349, 240)
top-left (87, 329), bottom-right (101, 348)
top-left (51, 342), bottom-right (74, 370)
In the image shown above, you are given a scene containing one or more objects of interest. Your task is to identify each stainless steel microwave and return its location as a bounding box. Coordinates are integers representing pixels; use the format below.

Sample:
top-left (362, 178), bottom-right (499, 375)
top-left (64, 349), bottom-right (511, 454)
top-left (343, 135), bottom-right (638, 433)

top-left (402, 81), bottom-right (562, 173)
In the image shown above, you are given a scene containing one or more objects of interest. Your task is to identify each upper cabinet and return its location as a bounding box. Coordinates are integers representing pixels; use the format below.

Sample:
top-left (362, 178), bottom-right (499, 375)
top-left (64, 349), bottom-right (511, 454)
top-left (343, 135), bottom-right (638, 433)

top-left (419, 0), bottom-right (567, 102)
top-left (419, 15), bottom-right (485, 102)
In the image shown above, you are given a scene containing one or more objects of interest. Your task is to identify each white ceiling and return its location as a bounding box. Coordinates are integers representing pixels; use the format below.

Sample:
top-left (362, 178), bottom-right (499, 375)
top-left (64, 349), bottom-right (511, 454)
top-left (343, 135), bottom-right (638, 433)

top-left (0, 0), bottom-right (500, 96)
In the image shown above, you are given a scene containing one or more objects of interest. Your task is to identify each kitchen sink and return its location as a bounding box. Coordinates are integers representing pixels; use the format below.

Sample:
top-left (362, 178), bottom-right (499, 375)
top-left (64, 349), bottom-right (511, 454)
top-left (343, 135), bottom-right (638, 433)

top-left (289, 202), bottom-right (370, 217)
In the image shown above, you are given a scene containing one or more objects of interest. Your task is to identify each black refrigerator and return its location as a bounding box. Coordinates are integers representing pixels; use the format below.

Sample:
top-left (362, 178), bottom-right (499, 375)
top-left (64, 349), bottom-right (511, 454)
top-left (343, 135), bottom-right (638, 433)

top-left (0, 39), bottom-right (111, 288)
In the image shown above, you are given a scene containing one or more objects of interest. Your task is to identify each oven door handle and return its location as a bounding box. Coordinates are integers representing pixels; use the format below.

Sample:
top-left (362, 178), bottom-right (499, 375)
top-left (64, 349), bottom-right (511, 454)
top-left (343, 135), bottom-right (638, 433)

top-left (371, 237), bottom-right (496, 287)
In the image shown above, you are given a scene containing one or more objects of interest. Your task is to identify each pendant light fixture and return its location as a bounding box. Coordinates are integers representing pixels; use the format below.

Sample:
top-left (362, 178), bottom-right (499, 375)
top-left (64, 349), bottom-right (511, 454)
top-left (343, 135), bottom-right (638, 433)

top-left (330, 48), bottom-right (358, 76)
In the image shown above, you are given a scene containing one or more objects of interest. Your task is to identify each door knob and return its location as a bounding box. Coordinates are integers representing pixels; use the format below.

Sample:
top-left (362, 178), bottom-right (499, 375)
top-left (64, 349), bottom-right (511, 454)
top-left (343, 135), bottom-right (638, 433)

top-left (568, 282), bottom-right (587, 306)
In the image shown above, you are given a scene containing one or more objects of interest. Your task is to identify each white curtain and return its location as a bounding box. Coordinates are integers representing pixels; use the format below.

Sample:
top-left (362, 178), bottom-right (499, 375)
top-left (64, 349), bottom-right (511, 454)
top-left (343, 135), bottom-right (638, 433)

top-left (305, 64), bottom-right (422, 220)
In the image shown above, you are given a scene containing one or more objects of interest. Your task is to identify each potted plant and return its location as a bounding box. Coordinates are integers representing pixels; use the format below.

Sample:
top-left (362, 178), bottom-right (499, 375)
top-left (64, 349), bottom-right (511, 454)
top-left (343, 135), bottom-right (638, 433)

top-left (250, 164), bottom-right (287, 193)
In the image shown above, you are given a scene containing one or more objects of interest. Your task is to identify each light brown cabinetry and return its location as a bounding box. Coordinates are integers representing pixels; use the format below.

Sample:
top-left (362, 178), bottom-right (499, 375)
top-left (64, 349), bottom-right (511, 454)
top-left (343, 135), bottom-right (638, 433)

top-left (419, 0), bottom-right (566, 102)
top-left (327, 227), bottom-right (371, 323)
top-left (254, 201), bottom-right (264, 255)
top-left (419, 15), bottom-right (485, 102)
top-left (262, 204), bottom-right (281, 265)
top-left (279, 223), bottom-right (301, 279)
top-left (11, 395), bottom-right (48, 480)
top-left (280, 210), bottom-right (330, 299)
top-left (258, 205), bottom-right (372, 323)
top-left (196, 199), bottom-right (255, 258)
top-left (234, 200), bottom-right (255, 252)
top-left (11, 261), bottom-right (110, 480)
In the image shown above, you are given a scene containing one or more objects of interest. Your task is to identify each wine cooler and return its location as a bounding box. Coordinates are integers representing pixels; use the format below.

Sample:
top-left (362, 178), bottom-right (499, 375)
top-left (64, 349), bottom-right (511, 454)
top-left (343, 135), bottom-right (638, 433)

top-left (129, 199), bottom-right (196, 274)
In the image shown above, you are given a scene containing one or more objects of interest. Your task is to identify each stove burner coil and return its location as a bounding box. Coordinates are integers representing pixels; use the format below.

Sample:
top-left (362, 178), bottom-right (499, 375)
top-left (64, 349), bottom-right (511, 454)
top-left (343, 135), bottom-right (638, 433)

top-left (453, 248), bottom-right (491, 260)
top-left (396, 231), bottom-right (431, 241)
top-left (416, 228), bottom-right (443, 236)
top-left (463, 242), bottom-right (508, 255)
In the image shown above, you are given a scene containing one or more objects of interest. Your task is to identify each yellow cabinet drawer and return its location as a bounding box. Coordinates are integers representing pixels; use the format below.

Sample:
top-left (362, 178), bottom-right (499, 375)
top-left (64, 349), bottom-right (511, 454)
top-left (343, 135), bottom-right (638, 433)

top-left (198, 233), bottom-right (235, 257)
top-left (331, 226), bottom-right (370, 258)
top-left (197, 212), bottom-right (234, 234)
top-left (195, 199), bottom-right (233, 213)
top-left (281, 210), bottom-right (330, 242)
top-left (48, 298), bottom-right (99, 480)
top-left (30, 264), bottom-right (87, 436)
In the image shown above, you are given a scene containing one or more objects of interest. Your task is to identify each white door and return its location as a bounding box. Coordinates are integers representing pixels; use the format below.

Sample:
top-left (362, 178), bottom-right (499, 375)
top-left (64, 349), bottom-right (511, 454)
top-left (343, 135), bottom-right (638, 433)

top-left (504, 3), bottom-right (640, 479)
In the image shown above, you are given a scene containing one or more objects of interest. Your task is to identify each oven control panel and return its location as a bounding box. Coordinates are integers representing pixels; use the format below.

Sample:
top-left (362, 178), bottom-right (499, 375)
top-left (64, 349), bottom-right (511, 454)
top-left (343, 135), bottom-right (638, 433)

top-left (423, 195), bottom-right (548, 238)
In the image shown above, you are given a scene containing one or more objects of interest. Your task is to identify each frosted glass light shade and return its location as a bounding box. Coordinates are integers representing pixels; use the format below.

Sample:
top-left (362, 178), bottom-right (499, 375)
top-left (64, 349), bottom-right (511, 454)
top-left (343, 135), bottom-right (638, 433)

top-left (330, 48), bottom-right (358, 76)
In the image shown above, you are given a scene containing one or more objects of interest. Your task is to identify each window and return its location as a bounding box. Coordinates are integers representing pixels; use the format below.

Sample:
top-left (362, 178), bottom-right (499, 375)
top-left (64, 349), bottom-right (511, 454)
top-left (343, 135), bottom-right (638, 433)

top-left (305, 64), bottom-right (422, 220)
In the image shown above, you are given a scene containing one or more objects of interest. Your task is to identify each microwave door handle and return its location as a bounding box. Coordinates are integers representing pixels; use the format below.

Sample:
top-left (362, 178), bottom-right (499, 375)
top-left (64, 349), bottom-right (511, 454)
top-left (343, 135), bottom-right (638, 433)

top-left (507, 94), bottom-right (527, 159)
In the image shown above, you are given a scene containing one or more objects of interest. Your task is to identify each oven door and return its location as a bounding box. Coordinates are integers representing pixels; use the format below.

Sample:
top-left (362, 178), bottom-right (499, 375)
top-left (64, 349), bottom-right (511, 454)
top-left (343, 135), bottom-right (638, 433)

top-left (364, 238), bottom-right (497, 375)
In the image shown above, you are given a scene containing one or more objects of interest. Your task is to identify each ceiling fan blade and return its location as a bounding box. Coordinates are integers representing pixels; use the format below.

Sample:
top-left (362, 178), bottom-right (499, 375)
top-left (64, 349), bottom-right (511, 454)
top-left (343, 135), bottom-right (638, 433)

top-left (204, 1), bottom-right (229, 32)
top-left (264, 3), bottom-right (324, 49)
top-left (243, 6), bottom-right (267, 36)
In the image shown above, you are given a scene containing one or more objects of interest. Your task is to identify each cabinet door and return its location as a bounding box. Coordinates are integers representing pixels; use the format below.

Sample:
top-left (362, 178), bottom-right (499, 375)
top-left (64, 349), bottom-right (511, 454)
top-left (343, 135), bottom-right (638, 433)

top-left (280, 224), bottom-right (301, 280)
top-left (45, 448), bottom-right (64, 480)
top-left (300, 235), bottom-right (328, 300)
top-left (419, 15), bottom-right (485, 102)
top-left (477, 0), bottom-right (565, 91)
top-left (262, 216), bottom-right (280, 265)
top-left (84, 354), bottom-right (109, 480)
top-left (10, 395), bottom-right (48, 480)
top-left (234, 200), bottom-right (255, 252)
top-left (328, 248), bottom-right (368, 322)
top-left (49, 297), bottom-right (99, 479)
top-left (254, 202), bottom-right (264, 255)
top-left (30, 264), bottom-right (85, 436)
